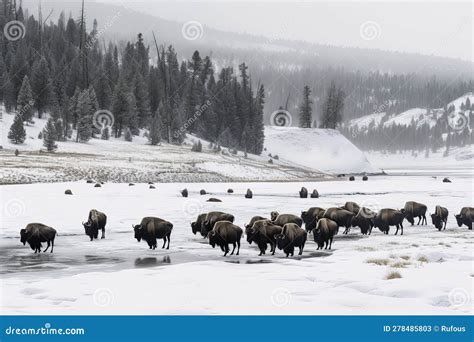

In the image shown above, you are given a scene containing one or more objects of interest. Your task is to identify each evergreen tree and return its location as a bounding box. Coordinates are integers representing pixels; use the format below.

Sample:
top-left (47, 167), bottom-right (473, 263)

top-left (43, 118), bottom-right (58, 152)
top-left (298, 85), bottom-right (313, 128)
top-left (111, 75), bottom-right (132, 138)
top-left (17, 76), bottom-right (34, 123)
top-left (30, 57), bottom-right (51, 118)
top-left (8, 113), bottom-right (26, 144)
top-left (76, 89), bottom-right (93, 142)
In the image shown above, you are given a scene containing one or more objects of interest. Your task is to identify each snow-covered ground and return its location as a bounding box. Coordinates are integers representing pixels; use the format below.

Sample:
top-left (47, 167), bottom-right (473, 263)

top-left (1, 176), bottom-right (472, 315)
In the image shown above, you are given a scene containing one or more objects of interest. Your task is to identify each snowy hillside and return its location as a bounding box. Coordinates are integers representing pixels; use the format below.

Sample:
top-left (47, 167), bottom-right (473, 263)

top-left (263, 127), bottom-right (379, 174)
top-left (0, 111), bottom-right (377, 184)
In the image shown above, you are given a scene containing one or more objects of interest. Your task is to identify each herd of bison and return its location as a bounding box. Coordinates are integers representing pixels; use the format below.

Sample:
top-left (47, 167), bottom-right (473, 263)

top-left (18, 190), bottom-right (473, 257)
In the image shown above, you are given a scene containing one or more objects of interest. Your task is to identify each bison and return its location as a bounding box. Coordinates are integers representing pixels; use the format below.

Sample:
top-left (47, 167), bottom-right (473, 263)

top-left (181, 188), bottom-right (188, 197)
top-left (299, 187), bottom-right (308, 198)
top-left (313, 218), bottom-right (338, 250)
top-left (245, 216), bottom-right (267, 229)
top-left (455, 207), bottom-right (473, 230)
top-left (245, 189), bottom-right (253, 199)
top-left (323, 207), bottom-right (354, 234)
top-left (201, 211), bottom-right (235, 237)
top-left (431, 205), bottom-right (448, 231)
top-left (351, 207), bottom-right (376, 235)
top-left (301, 207), bottom-right (325, 232)
top-left (208, 221), bottom-right (243, 256)
top-left (310, 189), bottom-right (319, 198)
top-left (20, 223), bottom-right (57, 253)
top-left (275, 223), bottom-right (307, 257)
top-left (373, 209), bottom-right (405, 235)
top-left (82, 209), bottom-right (107, 241)
top-left (402, 201), bottom-right (427, 225)
top-left (271, 212), bottom-right (303, 227)
top-left (343, 201), bottom-right (360, 215)
top-left (133, 217), bottom-right (173, 250)
top-left (191, 213), bottom-right (207, 235)
top-left (246, 220), bottom-right (282, 256)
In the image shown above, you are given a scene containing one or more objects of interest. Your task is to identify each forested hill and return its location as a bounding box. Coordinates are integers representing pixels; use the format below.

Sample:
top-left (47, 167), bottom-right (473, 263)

top-left (1, 1), bottom-right (265, 154)
top-left (20, 0), bottom-right (474, 122)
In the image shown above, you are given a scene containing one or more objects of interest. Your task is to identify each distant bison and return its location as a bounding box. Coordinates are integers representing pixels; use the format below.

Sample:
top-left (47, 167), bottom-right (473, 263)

top-left (313, 218), bottom-right (338, 250)
top-left (299, 187), bottom-right (308, 198)
top-left (245, 189), bottom-right (253, 199)
top-left (310, 189), bottom-right (319, 198)
top-left (301, 207), bottom-right (325, 232)
top-left (442, 177), bottom-right (451, 183)
top-left (271, 212), bottom-right (303, 227)
top-left (94, 183), bottom-right (101, 188)
top-left (246, 220), bottom-right (282, 256)
top-left (373, 209), bottom-right (405, 235)
top-left (343, 201), bottom-right (360, 215)
top-left (191, 213), bottom-right (207, 235)
top-left (207, 198), bottom-right (222, 202)
top-left (82, 209), bottom-right (107, 240)
top-left (323, 207), bottom-right (354, 234)
top-left (227, 188), bottom-right (234, 194)
top-left (149, 185), bottom-right (155, 189)
top-left (455, 207), bottom-right (473, 230)
top-left (362, 175), bottom-right (368, 181)
top-left (402, 201), bottom-right (427, 225)
top-left (133, 217), bottom-right (173, 250)
top-left (64, 189), bottom-right (73, 195)
top-left (181, 188), bottom-right (188, 197)
top-left (351, 207), bottom-right (376, 235)
top-left (208, 221), bottom-right (243, 256)
top-left (201, 211), bottom-right (235, 237)
top-left (20, 223), bottom-right (57, 253)
top-left (349, 176), bottom-right (355, 181)
top-left (431, 205), bottom-right (448, 231)
top-left (200, 189), bottom-right (207, 195)
top-left (275, 223), bottom-right (307, 257)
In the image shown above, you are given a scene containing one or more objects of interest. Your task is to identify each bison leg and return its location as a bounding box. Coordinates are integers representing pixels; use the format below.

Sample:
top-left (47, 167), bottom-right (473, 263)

top-left (50, 239), bottom-right (54, 253)
top-left (162, 236), bottom-right (167, 249)
top-left (395, 225), bottom-right (399, 235)
top-left (236, 240), bottom-right (240, 255)
top-left (329, 238), bottom-right (333, 250)
top-left (101, 228), bottom-right (105, 239)
top-left (166, 233), bottom-right (171, 249)
top-left (230, 242), bottom-right (236, 255)
top-left (43, 241), bottom-right (51, 253)
top-left (223, 244), bottom-right (229, 256)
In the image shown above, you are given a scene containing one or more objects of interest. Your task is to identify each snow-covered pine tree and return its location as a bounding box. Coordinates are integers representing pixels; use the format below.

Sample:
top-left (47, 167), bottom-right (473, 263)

top-left (43, 118), bottom-right (58, 152)
top-left (298, 85), bottom-right (313, 128)
top-left (76, 89), bottom-right (93, 142)
top-left (17, 76), bottom-right (34, 124)
top-left (31, 57), bottom-right (51, 119)
top-left (8, 113), bottom-right (26, 144)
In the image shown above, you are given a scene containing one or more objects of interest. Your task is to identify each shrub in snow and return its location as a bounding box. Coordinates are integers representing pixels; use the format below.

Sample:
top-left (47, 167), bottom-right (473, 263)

top-left (38, 131), bottom-right (43, 139)
top-left (385, 271), bottom-right (402, 280)
top-left (191, 140), bottom-right (202, 152)
top-left (8, 113), bottom-right (26, 144)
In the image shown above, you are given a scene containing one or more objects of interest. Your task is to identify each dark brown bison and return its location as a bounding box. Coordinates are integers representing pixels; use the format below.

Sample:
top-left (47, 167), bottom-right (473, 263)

top-left (343, 201), bottom-right (360, 215)
top-left (301, 207), bottom-right (325, 232)
top-left (455, 207), bottom-right (473, 230)
top-left (275, 223), bottom-right (307, 257)
top-left (133, 217), bottom-right (173, 250)
top-left (373, 209), bottom-right (405, 235)
top-left (200, 189), bottom-right (207, 195)
top-left (351, 207), bottom-right (376, 235)
top-left (181, 188), bottom-right (188, 197)
top-left (201, 211), bottom-right (235, 237)
top-left (245, 189), bottom-right (253, 199)
top-left (82, 209), bottom-right (107, 241)
top-left (245, 216), bottom-right (267, 229)
top-left (20, 223), bottom-right (57, 253)
top-left (323, 207), bottom-right (354, 234)
top-left (246, 220), bottom-right (282, 256)
top-left (310, 189), bottom-right (319, 198)
top-left (271, 212), bottom-right (303, 227)
top-left (402, 201), bottom-right (427, 225)
top-left (299, 187), bottom-right (308, 198)
top-left (313, 218), bottom-right (338, 250)
top-left (431, 205), bottom-right (448, 231)
top-left (208, 221), bottom-right (243, 256)
top-left (191, 213), bottom-right (207, 235)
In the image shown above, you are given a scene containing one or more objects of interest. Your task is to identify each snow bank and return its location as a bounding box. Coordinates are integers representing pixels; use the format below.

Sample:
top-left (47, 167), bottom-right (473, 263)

top-left (263, 126), bottom-right (379, 174)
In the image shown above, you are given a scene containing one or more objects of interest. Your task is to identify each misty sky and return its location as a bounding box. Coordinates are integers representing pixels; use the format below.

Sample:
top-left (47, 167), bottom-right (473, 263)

top-left (92, 0), bottom-right (473, 61)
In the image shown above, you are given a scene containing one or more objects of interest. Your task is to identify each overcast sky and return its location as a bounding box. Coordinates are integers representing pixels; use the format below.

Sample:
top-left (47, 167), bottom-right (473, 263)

top-left (94, 1), bottom-right (471, 61)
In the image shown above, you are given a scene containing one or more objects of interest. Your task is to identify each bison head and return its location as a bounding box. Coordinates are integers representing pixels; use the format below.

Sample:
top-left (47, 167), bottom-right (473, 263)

top-left (431, 214), bottom-right (442, 230)
top-left (454, 214), bottom-right (462, 227)
top-left (275, 233), bottom-right (288, 250)
top-left (246, 227), bottom-right (257, 244)
top-left (20, 228), bottom-right (29, 245)
top-left (191, 221), bottom-right (199, 235)
top-left (208, 230), bottom-right (217, 248)
top-left (270, 211), bottom-right (279, 221)
top-left (83, 221), bottom-right (93, 237)
top-left (133, 224), bottom-right (143, 242)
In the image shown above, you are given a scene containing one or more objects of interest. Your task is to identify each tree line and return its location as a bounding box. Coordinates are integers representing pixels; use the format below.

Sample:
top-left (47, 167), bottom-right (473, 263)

top-left (1, 1), bottom-right (265, 154)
